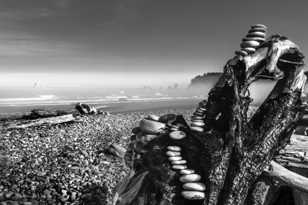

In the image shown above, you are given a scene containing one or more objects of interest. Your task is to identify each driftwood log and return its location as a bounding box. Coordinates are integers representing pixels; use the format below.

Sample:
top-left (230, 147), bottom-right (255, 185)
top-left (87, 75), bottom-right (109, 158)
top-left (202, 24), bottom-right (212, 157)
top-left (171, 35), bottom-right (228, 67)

top-left (6, 114), bottom-right (77, 129)
top-left (114, 30), bottom-right (308, 205)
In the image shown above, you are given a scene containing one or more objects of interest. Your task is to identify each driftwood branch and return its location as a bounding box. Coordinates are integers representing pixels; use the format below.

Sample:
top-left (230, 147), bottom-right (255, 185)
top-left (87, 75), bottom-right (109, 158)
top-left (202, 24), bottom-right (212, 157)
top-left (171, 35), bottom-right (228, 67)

top-left (275, 134), bottom-right (308, 169)
top-left (265, 161), bottom-right (308, 193)
top-left (7, 114), bottom-right (77, 129)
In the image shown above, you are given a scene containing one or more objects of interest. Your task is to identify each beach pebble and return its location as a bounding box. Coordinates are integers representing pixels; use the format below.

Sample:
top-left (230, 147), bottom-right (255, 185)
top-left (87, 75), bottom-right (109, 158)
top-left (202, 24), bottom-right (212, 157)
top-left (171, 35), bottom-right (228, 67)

top-left (242, 37), bottom-right (265, 43)
top-left (146, 114), bottom-right (160, 121)
top-left (235, 50), bottom-right (248, 57)
top-left (191, 126), bottom-right (204, 132)
top-left (191, 121), bottom-right (205, 127)
top-left (198, 107), bottom-right (206, 111)
top-left (172, 165), bottom-right (187, 170)
top-left (191, 116), bottom-right (204, 120)
top-left (159, 114), bottom-right (177, 123)
top-left (249, 27), bottom-right (266, 33)
top-left (168, 156), bottom-right (182, 161)
top-left (251, 24), bottom-right (267, 29)
top-left (194, 110), bottom-right (204, 115)
top-left (170, 125), bottom-right (179, 131)
top-left (139, 119), bottom-right (166, 134)
top-left (169, 131), bottom-right (186, 140)
top-left (171, 160), bottom-right (187, 165)
top-left (180, 169), bottom-right (195, 175)
top-left (181, 191), bottom-right (205, 200)
top-left (166, 151), bottom-right (181, 157)
top-left (247, 31), bottom-right (266, 38)
top-left (167, 146), bottom-right (181, 151)
top-left (183, 182), bottom-right (206, 191)
top-left (242, 47), bottom-right (256, 54)
top-left (180, 174), bottom-right (201, 183)
top-left (241, 40), bottom-right (260, 48)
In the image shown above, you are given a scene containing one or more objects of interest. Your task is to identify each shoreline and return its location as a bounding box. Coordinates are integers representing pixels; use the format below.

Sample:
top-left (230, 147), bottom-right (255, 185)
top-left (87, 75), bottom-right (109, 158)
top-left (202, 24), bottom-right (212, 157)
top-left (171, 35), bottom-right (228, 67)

top-left (0, 98), bottom-right (201, 120)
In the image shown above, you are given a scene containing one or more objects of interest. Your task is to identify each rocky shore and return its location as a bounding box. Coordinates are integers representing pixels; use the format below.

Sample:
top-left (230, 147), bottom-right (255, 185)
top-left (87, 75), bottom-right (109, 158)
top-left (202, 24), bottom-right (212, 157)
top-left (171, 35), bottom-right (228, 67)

top-left (0, 108), bottom-right (193, 205)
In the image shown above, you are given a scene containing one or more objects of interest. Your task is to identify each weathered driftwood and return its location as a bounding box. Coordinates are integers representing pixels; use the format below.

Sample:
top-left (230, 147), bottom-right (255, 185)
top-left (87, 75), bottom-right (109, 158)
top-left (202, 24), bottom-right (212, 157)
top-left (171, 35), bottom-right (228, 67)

top-left (276, 134), bottom-right (308, 169)
top-left (6, 114), bottom-right (76, 129)
top-left (264, 161), bottom-right (308, 193)
top-left (114, 33), bottom-right (307, 205)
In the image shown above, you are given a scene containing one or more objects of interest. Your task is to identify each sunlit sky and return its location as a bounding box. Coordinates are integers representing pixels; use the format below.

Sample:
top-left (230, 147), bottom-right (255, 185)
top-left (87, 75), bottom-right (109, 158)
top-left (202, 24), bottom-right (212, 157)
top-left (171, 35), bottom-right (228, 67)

top-left (0, 0), bottom-right (308, 88)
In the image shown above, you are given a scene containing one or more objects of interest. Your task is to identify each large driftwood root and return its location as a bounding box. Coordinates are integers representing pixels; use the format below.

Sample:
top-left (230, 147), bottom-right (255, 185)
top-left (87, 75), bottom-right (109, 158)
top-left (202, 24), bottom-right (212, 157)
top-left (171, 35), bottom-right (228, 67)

top-left (114, 28), bottom-right (307, 205)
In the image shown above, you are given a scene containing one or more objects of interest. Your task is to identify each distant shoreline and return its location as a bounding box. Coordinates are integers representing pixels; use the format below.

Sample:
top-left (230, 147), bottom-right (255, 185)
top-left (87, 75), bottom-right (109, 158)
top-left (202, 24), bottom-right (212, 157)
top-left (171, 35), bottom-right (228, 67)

top-left (0, 98), bottom-right (201, 119)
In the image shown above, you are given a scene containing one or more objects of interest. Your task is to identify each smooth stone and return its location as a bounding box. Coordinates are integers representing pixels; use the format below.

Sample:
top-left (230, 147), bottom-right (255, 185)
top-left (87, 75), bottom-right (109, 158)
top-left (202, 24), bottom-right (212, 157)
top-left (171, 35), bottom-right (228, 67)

top-left (195, 110), bottom-right (205, 114)
top-left (191, 121), bottom-right (205, 127)
top-left (180, 169), bottom-right (195, 175)
top-left (240, 40), bottom-right (260, 48)
top-left (242, 37), bottom-right (265, 43)
top-left (193, 112), bottom-right (204, 117)
top-left (242, 47), bottom-right (256, 54)
top-left (235, 50), bottom-right (248, 57)
top-left (171, 160), bottom-right (187, 165)
top-left (170, 125), bottom-right (180, 131)
top-left (180, 174), bottom-right (201, 183)
top-left (183, 182), bottom-right (206, 191)
top-left (159, 114), bottom-right (177, 123)
top-left (191, 126), bottom-right (204, 132)
top-left (146, 114), bottom-right (160, 121)
top-left (169, 156), bottom-right (182, 161)
top-left (198, 107), bottom-right (206, 111)
top-left (169, 131), bottom-right (186, 140)
top-left (191, 116), bottom-right (204, 120)
top-left (139, 119), bottom-right (166, 134)
top-left (166, 151), bottom-right (181, 157)
top-left (170, 127), bottom-right (179, 131)
top-left (249, 28), bottom-right (266, 33)
top-left (196, 108), bottom-right (205, 113)
top-left (251, 24), bottom-right (267, 29)
top-left (181, 191), bottom-right (205, 200)
top-left (247, 31), bottom-right (266, 38)
top-left (167, 146), bottom-right (181, 151)
top-left (172, 165), bottom-right (187, 170)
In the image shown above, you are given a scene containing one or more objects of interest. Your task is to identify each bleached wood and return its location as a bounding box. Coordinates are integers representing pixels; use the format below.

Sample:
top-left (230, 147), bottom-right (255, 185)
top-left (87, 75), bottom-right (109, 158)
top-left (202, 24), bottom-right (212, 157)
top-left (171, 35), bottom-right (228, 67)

top-left (7, 114), bottom-right (76, 129)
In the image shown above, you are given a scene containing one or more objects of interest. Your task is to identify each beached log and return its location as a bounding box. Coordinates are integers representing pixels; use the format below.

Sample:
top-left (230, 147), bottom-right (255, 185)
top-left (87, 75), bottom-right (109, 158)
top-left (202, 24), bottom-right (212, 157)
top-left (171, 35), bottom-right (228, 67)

top-left (7, 114), bottom-right (76, 129)
top-left (264, 161), bottom-right (308, 193)
top-left (275, 134), bottom-right (308, 169)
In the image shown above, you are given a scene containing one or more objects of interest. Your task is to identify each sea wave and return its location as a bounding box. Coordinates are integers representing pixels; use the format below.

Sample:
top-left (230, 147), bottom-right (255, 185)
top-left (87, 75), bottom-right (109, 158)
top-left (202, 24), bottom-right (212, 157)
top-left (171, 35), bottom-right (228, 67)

top-left (0, 94), bottom-right (203, 107)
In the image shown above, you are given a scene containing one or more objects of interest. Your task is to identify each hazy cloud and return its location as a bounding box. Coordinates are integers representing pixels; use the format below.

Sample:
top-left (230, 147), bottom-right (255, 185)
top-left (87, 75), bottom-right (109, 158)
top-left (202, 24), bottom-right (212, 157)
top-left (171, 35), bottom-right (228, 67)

top-left (0, 0), bottom-right (307, 73)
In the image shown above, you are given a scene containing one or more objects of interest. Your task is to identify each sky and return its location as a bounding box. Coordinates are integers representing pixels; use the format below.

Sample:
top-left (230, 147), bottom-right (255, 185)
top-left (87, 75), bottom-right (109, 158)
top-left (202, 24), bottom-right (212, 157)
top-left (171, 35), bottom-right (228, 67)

top-left (0, 0), bottom-right (308, 89)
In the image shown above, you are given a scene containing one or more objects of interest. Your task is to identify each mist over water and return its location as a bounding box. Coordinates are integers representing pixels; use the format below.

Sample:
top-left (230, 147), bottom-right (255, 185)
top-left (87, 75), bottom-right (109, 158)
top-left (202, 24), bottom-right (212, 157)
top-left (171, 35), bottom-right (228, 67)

top-left (0, 70), bottom-right (285, 116)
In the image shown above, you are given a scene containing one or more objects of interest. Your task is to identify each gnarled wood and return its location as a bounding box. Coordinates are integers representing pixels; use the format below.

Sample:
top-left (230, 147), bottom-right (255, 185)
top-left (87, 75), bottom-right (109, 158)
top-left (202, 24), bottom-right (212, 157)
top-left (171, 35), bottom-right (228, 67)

top-left (114, 30), bottom-right (307, 205)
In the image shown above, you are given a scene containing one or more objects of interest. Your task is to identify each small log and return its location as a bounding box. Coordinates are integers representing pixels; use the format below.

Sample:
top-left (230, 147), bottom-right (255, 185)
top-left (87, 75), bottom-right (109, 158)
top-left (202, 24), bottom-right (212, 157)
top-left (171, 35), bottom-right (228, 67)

top-left (7, 114), bottom-right (76, 129)
top-left (264, 161), bottom-right (308, 193)
top-left (275, 134), bottom-right (308, 169)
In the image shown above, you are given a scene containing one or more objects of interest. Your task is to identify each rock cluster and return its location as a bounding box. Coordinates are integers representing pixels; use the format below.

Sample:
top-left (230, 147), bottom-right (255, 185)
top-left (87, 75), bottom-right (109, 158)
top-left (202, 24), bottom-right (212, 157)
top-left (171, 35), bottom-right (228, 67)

top-left (235, 24), bottom-right (267, 57)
